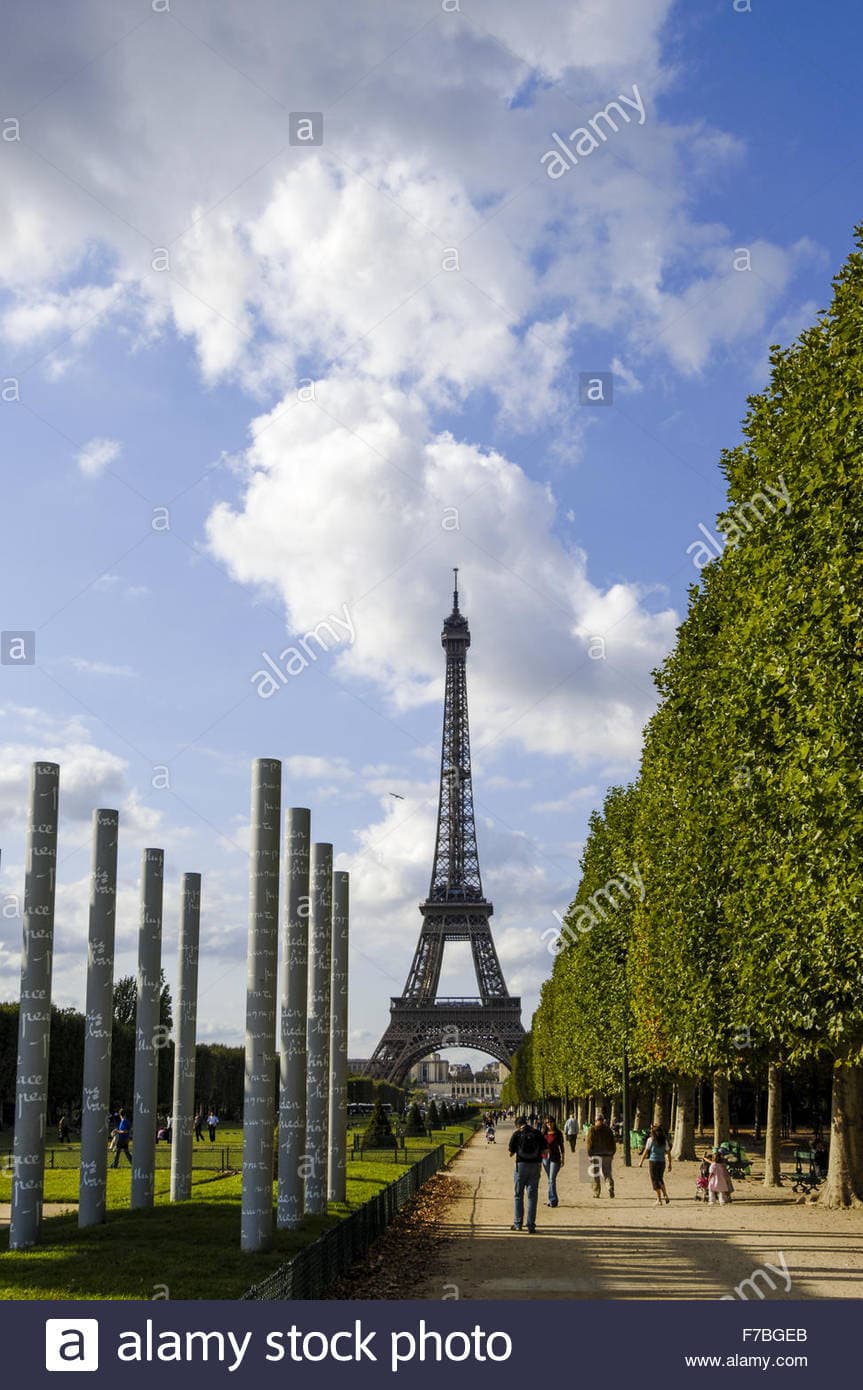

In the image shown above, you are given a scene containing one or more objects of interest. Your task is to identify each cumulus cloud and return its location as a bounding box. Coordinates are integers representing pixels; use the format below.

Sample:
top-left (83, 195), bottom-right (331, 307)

top-left (0, 0), bottom-right (816, 397)
top-left (0, 706), bottom-right (157, 830)
top-left (207, 376), bottom-right (676, 762)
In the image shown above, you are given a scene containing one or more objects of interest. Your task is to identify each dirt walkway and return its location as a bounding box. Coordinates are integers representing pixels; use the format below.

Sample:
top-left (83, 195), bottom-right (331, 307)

top-left (0, 1203), bottom-right (76, 1225)
top-left (415, 1125), bottom-right (863, 1300)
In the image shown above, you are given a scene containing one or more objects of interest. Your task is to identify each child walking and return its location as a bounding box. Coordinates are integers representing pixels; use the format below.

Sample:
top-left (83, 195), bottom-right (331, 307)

top-left (708, 1149), bottom-right (734, 1205)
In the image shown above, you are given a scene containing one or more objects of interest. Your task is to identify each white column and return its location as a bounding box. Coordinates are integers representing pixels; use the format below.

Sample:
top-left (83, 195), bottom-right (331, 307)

top-left (305, 842), bottom-right (333, 1216)
top-left (277, 807), bottom-right (310, 1229)
top-left (241, 758), bottom-right (281, 1252)
top-left (10, 762), bottom-right (59, 1250)
top-left (78, 808), bottom-right (119, 1227)
top-left (328, 870), bottom-right (350, 1203)
top-left (131, 848), bottom-right (164, 1210)
top-left (170, 872), bottom-right (201, 1202)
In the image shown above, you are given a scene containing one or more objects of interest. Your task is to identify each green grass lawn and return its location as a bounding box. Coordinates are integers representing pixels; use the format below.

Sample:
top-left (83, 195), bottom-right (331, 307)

top-left (0, 1124), bottom-right (470, 1300)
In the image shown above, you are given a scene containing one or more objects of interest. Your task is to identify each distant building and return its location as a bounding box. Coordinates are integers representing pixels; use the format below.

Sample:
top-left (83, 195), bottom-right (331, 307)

top-left (410, 1053), bottom-right (507, 1102)
top-left (411, 1053), bottom-right (451, 1085)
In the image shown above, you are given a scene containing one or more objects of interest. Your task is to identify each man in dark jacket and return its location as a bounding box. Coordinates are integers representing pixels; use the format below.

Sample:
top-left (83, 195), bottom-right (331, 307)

top-left (586, 1112), bottom-right (617, 1197)
top-left (509, 1116), bottom-right (545, 1232)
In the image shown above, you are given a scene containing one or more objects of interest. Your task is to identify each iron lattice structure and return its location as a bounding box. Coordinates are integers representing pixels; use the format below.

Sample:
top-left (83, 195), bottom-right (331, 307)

top-left (368, 573), bottom-right (524, 1085)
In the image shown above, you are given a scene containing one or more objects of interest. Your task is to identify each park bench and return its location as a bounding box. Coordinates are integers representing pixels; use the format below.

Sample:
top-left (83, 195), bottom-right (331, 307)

top-left (791, 1147), bottom-right (827, 1194)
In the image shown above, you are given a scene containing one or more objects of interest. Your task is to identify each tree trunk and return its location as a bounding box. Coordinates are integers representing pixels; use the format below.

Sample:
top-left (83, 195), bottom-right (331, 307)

top-left (669, 1084), bottom-right (678, 1140)
top-left (713, 1070), bottom-right (730, 1147)
top-left (696, 1081), bottom-right (704, 1136)
top-left (652, 1084), bottom-right (668, 1130)
top-left (634, 1088), bottom-right (651, 1130)
top-left (576, 1097), bottom-right (586, 1127)
top-left (672, 1080), bottom-right (697, 1160)
top-left (594, 1095), bottom-right (607, 1122)
top-left (822, 1061), bottom-right (863, 1209)
top-left (763, 1061), bottom-right (782, 1187)
top-left (610, 1096), bottom-right (620, 1127)
top-left (753, 1085), bottom-right (762, 1143)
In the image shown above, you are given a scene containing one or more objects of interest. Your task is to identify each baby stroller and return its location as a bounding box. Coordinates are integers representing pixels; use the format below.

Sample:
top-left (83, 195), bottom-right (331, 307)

top-left (485, 1123), bottom-right (496, 1144)
top-left (695, 1156), bottom-right (710, 1201)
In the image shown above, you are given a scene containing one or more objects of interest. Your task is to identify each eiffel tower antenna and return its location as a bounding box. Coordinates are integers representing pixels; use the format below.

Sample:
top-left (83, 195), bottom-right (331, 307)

top-left (368, 573), bottom-right (524, 1085)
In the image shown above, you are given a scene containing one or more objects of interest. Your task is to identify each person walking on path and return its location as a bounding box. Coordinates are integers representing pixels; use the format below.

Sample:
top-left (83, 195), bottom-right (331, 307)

top-left (563, 1113), bottom-right (578, 1154)
top-left (708, 1149), bottom-right (734, 1205)
top-left (541, 1117), bottom-right (565, 1207)
top-left (112, 1109), bottom-right (132, 1167)
top-left (57, 1113), bottom-right (69, 1144)
top-left (586, 1111), bottom-right (617, 1198)
top-left (640, 1123), bottom-right (672, 1204)
top-left (207, 1109), bottom-right (219, 1143)
top-left (194, 1109), bottom-right (204, 1142)
top-left (508, 1116), bottom-right (545, 1232)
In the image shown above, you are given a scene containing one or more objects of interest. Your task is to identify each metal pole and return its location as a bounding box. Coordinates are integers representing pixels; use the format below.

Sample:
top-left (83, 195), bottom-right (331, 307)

top-left (10, 762), bottom-right (59, 1250)
top-left (277, 807), bottom-right (310, 1229)
top-left (130, 848), bottom-right (164, 1210)
top-left (328, 870), bottom-right (350, 1203)
top-left (622, 1042), bottom-right (632, 1167)
top-left (79, 808), bottom-right (119, 1227)
top-left (170, 872), bottom-right (201, 1202)
top-left (241, 758), bottom-right (281, 1253)
top-left (305, 842), bottom-right (333, 1215)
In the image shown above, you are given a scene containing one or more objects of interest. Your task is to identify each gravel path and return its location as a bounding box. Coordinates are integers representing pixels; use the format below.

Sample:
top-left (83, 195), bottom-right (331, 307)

top-left (413, 1124), bottom-right (863, 1300)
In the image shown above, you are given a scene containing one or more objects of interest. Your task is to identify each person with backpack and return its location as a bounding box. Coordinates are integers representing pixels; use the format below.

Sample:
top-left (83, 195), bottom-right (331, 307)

top-left (639, 1123), bottom-right (672, 1204)
top-left (508, 1116), bottom-right (544, 1232)
top-left (586, 1111), bottom-right (617, 1197)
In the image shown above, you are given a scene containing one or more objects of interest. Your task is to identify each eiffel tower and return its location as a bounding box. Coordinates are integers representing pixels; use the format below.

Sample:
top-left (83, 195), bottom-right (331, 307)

top-left (368, 571), bottom-right (524, 1086)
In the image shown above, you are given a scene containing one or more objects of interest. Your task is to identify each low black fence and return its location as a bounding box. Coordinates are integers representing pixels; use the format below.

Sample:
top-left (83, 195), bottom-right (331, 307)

top-left (350, 1129), bottom-right (463, 1162)
top-left (0, 1144), bottom-right (241, 1173)
top-left (242, 1144), bottom-right (446, 1301)
top-left (2, 1131), bottom-right (468, 1176)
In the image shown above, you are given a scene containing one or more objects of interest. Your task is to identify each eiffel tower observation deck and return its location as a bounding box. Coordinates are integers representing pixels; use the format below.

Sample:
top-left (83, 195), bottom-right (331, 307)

top-left (368, 572), bottom-right (524, 1086)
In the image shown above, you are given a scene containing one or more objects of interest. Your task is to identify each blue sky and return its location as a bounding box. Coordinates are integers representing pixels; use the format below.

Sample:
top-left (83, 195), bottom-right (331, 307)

top-left (1, 0), bottom-right (861, 1063)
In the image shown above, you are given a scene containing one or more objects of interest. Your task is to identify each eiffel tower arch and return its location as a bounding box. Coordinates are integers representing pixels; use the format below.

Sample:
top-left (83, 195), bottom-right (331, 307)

top-left (368, 572), bottom-right (525, 1086)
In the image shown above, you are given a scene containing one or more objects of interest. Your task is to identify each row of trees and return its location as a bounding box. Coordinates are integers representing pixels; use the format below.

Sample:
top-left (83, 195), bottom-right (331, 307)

top-left (0, 980), bottom-right (244, 1126)
top-left (505, 230), bottom-right (863, 1207)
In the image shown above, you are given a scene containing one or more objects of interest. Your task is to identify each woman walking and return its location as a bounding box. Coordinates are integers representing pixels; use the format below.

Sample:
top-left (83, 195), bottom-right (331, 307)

top-left (541, 1116), bottom-right (565, 1208)
top-left (639, 1123), bottom-right (672, 1205)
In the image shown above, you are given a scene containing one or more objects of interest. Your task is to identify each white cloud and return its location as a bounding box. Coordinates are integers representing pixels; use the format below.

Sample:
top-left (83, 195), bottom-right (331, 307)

top-left (207, 376), bottom-right (676, 762)
top-left (75, 436), bottom-right (122, 478)
top-left (0, 1), bottom-right (815, 402)
top-left (92, 573), bottom-right (149, 598)
top-left (68, 657), bottom-right (135, 677)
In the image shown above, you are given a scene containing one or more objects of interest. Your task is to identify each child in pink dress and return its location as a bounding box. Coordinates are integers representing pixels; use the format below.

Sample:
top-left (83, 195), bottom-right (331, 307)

top-left (708, 1149), bottom-right (734, 1205)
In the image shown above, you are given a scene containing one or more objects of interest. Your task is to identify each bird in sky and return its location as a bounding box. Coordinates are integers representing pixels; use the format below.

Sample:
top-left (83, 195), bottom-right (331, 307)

top-left (389, 792), bottom-right (405, 800)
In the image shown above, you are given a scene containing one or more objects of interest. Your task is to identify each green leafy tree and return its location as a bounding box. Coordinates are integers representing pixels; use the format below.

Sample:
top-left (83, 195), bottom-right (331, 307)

top-left (112, 971), bottom-right (173, 1032)
top-left (404, 1100), bottom-right (425, 1137)
top-left (363, 1099), bottom-right (396, 1149)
